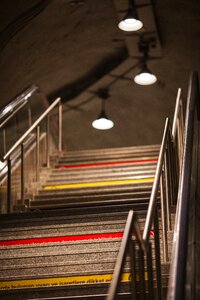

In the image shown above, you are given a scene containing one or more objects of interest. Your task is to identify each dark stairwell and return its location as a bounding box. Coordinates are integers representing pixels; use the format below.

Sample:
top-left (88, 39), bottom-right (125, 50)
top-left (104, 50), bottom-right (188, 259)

top-left (0, 72), bottom-right (199, 299)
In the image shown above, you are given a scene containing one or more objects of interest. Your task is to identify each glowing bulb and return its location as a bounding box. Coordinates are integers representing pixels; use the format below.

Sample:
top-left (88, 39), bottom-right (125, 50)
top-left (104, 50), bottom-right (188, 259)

top-left (92, 117), bottom-right (114, 130)
top-left (118, 18), bottom-right (143, 31)
top-left (134, 72), bottom-right (157, 85)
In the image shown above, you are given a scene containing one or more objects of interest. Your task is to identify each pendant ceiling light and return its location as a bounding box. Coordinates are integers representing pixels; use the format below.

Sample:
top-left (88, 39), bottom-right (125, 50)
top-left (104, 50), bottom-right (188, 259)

top-left (134, 37), bottom-right (157, 85)
top-left (134, 62), bottom-right (157, 85)
top-left (118, 0), bottom-right (143, 32)
top-left (92, 88), bottom-right (114, 130)
top-left (92, 109), bottom-right (114, 130)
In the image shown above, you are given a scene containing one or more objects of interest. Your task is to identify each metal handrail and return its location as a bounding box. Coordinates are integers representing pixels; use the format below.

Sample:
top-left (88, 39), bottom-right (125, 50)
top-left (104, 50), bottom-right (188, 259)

top-left (172, 88), bottom-right (182, 140)
top-left (107, 207), bottom-right (162, 300)
top-left (107, 210), bottom-right (135, 300)
top-left (172, 87), bottom-right (184, 168)
top-left (106, 121), bottom-right (170, 300)
top-left (107, 210), bottom-right (148, 300)
top-left (0, 85), bottom-right (38, 127)
top-left (3, 96), bottom-right (62, 213)
top-left (0, 85), bottom-right (40, 156)
top-left (0, 101), bottom-right (28, 129)
top-left (143, 117), bottom-right (170, 246)
top-left (3, 97), bottom-right (61, 161)
top-left (107, 119), bottom-right (170, 300)
top-left (167, 71), bottom-right (200, 300)
top-left (107, 86), bottom-right (184, 299)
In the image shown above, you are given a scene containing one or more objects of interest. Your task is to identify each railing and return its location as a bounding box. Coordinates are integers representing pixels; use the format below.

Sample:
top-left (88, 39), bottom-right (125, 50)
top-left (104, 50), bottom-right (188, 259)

top-left (172, 88), bottom-right (184, 168)
top-left (107, 209), bottom-right (161, 300)
top-left (0, 86), bottom-right (38, 156)
top-left (107, 87), bottom-right (184, 299)
top-left (0, 85), bottom-right (51, 160)
top-left (0, 96), bottom-right (62, 213)
top-left (167, 72), bottom-right (200, 300)
top-left (0, 85), bottom-right (37, 122)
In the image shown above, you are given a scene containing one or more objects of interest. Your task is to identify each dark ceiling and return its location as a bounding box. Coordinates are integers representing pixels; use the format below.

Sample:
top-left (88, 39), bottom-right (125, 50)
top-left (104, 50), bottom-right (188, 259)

top-left (0, 0), bottom-right (200, 150)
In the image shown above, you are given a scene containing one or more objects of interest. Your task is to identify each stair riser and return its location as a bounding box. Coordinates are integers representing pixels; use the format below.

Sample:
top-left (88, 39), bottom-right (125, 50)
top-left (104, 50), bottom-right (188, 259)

top-left (52, 163), bottom-right (157, 174)
top-left (46, 171), bottom-right (156, 185)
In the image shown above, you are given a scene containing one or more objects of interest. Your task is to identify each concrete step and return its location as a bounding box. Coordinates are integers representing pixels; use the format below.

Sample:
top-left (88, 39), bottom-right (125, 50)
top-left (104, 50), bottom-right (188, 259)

top-left (28, 196), bottom-right (152, 210)
top-left (34, 190), bottom-right (152, 202)
top-left (37, 183), bottom-right (154, 196)
top-left (52, 163), bottom-right (157, 174)
top-left (55, 144), bottom-right (159, 160)
top-left (46, 171), bottom-right (155, 184)
top-left (0, 221), bottom-right (128, 239)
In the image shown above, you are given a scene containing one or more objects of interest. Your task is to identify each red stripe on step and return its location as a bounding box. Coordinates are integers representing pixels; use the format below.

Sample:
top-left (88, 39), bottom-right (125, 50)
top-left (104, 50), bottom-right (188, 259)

top-left (0, 232), bottom-right (123, 247)
top-left (0, 231), bottom-right (154, 247)
top-left (56, 159), bottom-right (158, 170)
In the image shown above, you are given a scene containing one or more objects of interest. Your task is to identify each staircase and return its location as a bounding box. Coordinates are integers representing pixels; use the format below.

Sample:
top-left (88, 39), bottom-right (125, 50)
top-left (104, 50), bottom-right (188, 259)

top-left (28, 145), bottom-right (159, 210)
top-left (1, 73), bottom-right (199, 300)
top-left (0, 144), bottom-right (173, 300)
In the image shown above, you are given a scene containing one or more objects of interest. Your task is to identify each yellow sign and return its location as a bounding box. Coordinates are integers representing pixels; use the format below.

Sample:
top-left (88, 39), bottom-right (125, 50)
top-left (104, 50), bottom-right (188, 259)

top-left (0, 272), bottom-right (148, 290)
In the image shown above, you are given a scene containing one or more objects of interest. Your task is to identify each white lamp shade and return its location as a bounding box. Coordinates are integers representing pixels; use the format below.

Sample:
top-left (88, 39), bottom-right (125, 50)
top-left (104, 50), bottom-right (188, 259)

top-left (92, 117), bottom-right (114, 130)
top-left (118, 18), bottom-right (143, 32)
top-left (134, 72), bottom-right (157, 85)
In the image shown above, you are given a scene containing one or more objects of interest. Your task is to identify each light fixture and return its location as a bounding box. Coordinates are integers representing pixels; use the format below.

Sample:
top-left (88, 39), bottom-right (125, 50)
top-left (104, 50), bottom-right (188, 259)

top-left (92, 109), bottom-right (114, 130)
top-left (92, 88), bottom-right (114, 130)
top-left (118, 0), bottom-right (143, 32)
top-left (134, 37), bottom-right (157, 85)
top-left (134, 62), bottom-right (157, 85)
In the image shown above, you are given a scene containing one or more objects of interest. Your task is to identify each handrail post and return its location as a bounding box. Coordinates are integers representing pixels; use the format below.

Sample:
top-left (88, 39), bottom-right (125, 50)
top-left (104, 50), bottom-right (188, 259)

top-left (28, 107), bottom-right (32, 127)
top-left (21, 143), bottom-right (25, 204)
top-left (169, 137), bottom-right (178, 204)
top-left (160, 170), bottom-right (169, 263)
top-left (154, 206), bottom-right (163, 300)
top-left (46, 115), bottom-right (50, 168)
top-left (36, 125), bottom-right (40, 181)
top-left (129, 240), bottom-right (137, 299)
top-left (138, 247), bottom-right (145, 300)
top-left (3, 128), bottom-right (6, 156)
top-left (177, 99), bottom-right (184, 167)
top-left (172, 88), bottom-right (182, 140)
top-left (58, 101), bottom-right (62, 152)
top-left (7, 158), bottom-right (11, 213)
top-left (146, 243), bottom-right (154, 300)
top-left (164, 143), bottom-right (172, 231)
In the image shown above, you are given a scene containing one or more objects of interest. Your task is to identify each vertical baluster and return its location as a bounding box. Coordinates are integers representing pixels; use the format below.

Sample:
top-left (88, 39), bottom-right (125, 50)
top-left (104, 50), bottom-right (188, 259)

top-left (46, 115), bottom-right (50, 168)
top-left (169, 137), bottom-right (178, 205)
top-left (176, 98), bottom-right (184, 168)
top-left (3, 128), bottom-right (6, 155)
top-left (21, 143), bottom-right (25, 204)
top-left (164, 142), bottom-right (172, 231)
top-left (28, 107), bottom-right (32, 127)
top-left (36, 126), bottom-right (40, 181)
top-left (7, 158), bottom-right (11, 213)
top-left (153, 206), bottom-right (163, 300)
top-left (160, 170), bottom-right (169, 263)
top-left (138, 247), bottom-right (146, 300)
top-left (58, 101), bottom-right (62, 152)
top-left (146, 243), bottom-right (154, 299)
top-left (174, 141), bottom-right (179, 200)
top-left (129, 239), bottom-right (137, 299)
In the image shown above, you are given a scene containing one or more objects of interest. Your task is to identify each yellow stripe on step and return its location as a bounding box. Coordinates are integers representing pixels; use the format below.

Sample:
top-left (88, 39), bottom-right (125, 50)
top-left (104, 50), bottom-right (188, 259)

top-left (0, 272), bottom-right (148, 290)
top-left (44, 177), bottom-right (154, 190)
